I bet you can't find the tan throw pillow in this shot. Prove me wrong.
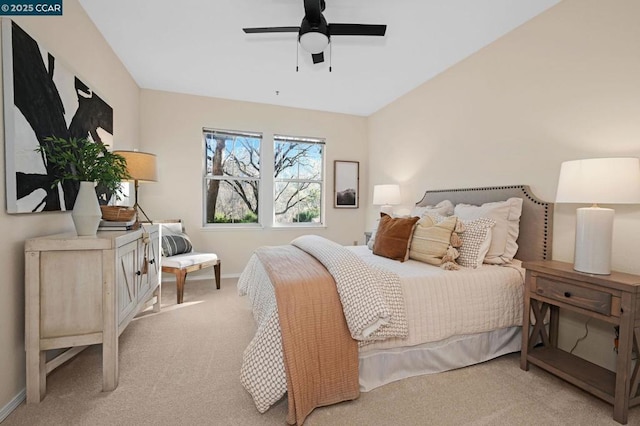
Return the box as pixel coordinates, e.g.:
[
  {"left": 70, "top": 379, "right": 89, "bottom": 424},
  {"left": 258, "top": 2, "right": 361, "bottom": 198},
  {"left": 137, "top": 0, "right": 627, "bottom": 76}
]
[
  {"left": 373, "top": 213, "right": 420, "bottom": 262},
  {"left": 409, "top": 215, "right": 458, "bottom": 265}
]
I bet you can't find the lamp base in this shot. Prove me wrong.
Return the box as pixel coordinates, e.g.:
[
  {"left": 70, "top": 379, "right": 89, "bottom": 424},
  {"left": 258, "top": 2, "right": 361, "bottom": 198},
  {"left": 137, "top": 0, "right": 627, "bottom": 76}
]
[
  {"left": 573, "top": 206, "right": 613, "bottom": 275},
  {"left": 133, "top": 179, "right": 153, "bottom": 226},
  {"left": 380, "top": 205, "right": 394, "bottom": 216}
]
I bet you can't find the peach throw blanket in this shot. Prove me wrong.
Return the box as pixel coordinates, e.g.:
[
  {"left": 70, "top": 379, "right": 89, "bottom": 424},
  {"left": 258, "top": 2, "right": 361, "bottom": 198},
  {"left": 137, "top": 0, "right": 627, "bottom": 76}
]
[{"left": 256, "top": 245, "right": 359, "bottom": 425}]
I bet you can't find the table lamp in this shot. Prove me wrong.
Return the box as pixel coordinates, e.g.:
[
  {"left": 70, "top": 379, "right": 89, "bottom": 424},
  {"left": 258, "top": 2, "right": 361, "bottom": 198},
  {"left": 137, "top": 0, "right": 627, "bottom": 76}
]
[
  {"left": 556, "top": 157, "right": 640, "bottom": 275},
  {"left": 114, "top": 150, "right": 158, "bottom": 225},
  {"left": 373, "top": 184, "right": 401, "bottom": 215}
]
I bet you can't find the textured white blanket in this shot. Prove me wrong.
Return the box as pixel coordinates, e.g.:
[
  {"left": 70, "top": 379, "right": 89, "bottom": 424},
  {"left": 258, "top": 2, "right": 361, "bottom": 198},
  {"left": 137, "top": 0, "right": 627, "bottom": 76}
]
[{"left": 291, "top": 235, "right": 407, "bottom": 341}]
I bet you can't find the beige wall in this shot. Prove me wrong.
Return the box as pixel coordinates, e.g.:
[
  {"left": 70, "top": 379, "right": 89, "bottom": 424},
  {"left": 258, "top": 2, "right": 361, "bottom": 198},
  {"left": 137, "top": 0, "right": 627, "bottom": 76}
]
[
  {"left": 139, "top": 89, "right": 368, "bottom": 275},
  {"left": 0, "top": 0, "right": 140, "bottom": 414},
  {"left": 367, "top": 0, "right": 640, "bottom": 371}
]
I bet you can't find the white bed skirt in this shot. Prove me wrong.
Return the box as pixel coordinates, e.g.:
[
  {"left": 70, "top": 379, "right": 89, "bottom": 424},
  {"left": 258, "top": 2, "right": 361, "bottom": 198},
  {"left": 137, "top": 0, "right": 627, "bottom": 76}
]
[{"left": 358, "top": 326, "right": 522, "bottom": 392}]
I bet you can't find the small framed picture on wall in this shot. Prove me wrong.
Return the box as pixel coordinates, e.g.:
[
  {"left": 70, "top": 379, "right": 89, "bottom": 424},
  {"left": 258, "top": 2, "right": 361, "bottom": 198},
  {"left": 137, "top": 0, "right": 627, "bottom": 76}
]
[{"left": 334, "top": 160, "right": 359, "bottom": 208}]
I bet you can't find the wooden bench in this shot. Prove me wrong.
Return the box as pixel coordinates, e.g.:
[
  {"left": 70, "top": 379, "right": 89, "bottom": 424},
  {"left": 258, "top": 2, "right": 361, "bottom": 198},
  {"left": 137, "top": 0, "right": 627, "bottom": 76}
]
[{"left": 158, "top": 220, "right": 221, "bottom": 304}]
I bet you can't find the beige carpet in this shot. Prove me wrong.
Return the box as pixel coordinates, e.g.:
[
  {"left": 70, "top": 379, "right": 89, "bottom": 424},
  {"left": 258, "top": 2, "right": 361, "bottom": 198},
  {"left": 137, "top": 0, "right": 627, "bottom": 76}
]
[{"left": 4, "top": 277, "right": 639, "bottom": 425}]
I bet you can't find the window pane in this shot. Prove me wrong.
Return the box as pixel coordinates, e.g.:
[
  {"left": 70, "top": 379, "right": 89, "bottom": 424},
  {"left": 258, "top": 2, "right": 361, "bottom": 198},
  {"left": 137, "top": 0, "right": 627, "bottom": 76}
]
[
  {"left": 275, "top": 141, "right": 322, "bottom": 181},
  {"left": 274, "top": 182, "right": 321, "bottom": 224},
  {"left": 274, "top": 136, "right": 324, "bottom": 225},
  {"left": 204, "top": 129, "right": 261, "bottom": 227},
  {"left": 206, "top": 135, "right": 260, "bottom": 178},
  {"left": 205, "top": 179, "right": 259, "bottom": 224}
]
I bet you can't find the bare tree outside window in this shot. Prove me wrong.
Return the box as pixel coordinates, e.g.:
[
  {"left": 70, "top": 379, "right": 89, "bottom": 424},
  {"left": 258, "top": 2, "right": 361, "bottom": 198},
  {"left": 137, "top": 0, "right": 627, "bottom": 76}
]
[
  {"left": 204, "top": 130, "right": 261, "bottom": 224},
  {"left": 274, "top": 136, "right": 324, "bottom": 224},
  {"left": 204, "top": 130, "right": 324, "bottom": 226}
]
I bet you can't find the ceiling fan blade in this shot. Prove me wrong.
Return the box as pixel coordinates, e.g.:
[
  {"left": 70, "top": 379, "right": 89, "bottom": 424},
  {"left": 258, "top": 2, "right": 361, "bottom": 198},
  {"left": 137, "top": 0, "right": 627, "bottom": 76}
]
[
  {"left": 311, "top": 52, "right": 325, "bottom": 64},
  {"left": 303, "top": 0, "right": 323, "bottom": 25},
  {"left": 328, "top": 23, "right": 387, "bottom": 36},
  {"left": 243, "top": 26, "right": 300, "bottom": 34}
]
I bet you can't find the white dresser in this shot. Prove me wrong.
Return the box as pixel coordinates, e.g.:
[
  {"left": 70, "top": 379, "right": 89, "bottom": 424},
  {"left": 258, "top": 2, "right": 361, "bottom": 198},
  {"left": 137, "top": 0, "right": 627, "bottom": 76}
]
[{"left": 24, "top": 225, "right": 161, "bottom": 403}]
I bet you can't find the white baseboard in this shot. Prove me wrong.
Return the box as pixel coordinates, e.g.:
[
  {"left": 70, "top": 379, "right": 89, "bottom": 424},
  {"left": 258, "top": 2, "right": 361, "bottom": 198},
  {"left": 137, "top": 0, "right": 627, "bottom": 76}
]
[{"left": 0, "top": 388, "right": 25, "bottom": 423}]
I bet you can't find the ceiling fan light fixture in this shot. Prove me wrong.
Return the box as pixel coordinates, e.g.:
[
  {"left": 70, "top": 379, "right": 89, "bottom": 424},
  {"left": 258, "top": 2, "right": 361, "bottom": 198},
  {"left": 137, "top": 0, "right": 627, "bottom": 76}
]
[{"left": 299, "top": 31, "right": 329, "bottom": 54}]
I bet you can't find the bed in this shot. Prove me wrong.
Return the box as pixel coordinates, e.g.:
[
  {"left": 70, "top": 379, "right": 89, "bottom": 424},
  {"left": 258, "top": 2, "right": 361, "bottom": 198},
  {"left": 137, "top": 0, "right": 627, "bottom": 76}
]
[{"left": 237, "top": 185, "right": 553, "bottom": 424}]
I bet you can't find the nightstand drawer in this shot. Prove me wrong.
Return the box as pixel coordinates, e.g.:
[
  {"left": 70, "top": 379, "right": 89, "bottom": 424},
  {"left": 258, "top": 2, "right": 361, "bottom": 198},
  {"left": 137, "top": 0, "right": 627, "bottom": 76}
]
[{"left": 534, "top": 277, "right": 612, "bottom": 315}]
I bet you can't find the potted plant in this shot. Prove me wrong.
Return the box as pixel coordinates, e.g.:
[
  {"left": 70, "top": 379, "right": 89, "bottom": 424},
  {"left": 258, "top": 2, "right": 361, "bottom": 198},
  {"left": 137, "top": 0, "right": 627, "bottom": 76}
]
[{"left": 36, "top": 136, "right": 130, "bottom": 236}]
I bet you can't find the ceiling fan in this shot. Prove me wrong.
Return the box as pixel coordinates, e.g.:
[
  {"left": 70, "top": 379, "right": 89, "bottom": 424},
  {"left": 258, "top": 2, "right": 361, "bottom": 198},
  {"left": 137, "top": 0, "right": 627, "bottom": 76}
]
[{"left": 243, "top": 0, "right": 387, "bottom": 65}]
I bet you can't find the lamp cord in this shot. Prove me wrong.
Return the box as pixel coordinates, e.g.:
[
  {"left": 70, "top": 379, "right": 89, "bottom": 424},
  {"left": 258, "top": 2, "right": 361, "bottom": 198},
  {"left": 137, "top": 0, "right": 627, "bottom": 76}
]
[{"left": 570, "top": 318, "right": 591, "bottom": 354}]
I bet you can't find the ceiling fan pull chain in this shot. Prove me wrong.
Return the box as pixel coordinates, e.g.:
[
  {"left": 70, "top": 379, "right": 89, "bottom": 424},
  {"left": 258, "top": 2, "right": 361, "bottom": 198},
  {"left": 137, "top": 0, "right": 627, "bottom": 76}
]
[
  {"left": 329, "top": 42, "right": 332, "bottom": 72},
  {"left": 296, "top": 40, "right": 299, "bottom": 72}
]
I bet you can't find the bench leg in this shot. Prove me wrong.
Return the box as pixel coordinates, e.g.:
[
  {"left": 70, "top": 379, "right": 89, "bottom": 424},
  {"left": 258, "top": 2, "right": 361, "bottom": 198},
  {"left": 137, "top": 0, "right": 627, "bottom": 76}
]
[
  {"left": 176, "top": 270, "right": 187, "bottom": 304},
  {"left": 214, "top": 262, "right": 221, "bottom": 290}
]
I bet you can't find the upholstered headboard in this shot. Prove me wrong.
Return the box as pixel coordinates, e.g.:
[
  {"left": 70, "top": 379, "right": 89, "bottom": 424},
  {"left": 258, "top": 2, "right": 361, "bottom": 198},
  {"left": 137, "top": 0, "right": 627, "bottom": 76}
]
[{"left": 416, "top": 185, "right": 553, "bottom": 262}]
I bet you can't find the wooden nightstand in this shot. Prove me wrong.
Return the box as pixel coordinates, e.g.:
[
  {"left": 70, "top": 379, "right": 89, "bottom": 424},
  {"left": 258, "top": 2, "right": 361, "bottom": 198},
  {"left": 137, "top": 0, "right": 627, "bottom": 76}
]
[{"left": 521, "top": 260, "right": 640, "bottom": 424}]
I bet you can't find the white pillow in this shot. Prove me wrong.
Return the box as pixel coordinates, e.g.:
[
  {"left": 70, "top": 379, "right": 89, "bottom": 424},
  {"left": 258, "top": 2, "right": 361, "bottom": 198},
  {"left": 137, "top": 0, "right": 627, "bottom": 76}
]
[
  {"left": 410, "top": 199, "right": 454, "bottom": 218},
  {"left": 454, "top": 198, "right": 523, "bottom": 264},
  {"left": 160, "top": 222, "right": 183, "bottom": 235},
  {"left": 457, "top": 218, "right": 495, "bottom": 268},
  {"left": 367, "top": 221, "right": 378, "bottom": 250}
]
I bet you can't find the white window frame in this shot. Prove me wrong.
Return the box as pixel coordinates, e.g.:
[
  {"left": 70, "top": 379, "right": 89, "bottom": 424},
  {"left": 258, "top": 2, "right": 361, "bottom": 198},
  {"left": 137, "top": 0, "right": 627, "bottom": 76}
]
[
  {"left": 272, "top": 134, "right": 325, "bottom": 228},
  {"left": 202, "top": 128, "right": 262, "bottom": 228}
]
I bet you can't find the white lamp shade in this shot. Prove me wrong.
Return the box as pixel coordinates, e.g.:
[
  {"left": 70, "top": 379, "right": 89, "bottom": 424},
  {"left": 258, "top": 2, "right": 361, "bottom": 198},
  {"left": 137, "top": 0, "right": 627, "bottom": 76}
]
[
  {"left": 556, "top": 157, "right": 640, "bottom": 204},
  {"left": 373, "top": 184, "right": 401, "bottom": 206}
]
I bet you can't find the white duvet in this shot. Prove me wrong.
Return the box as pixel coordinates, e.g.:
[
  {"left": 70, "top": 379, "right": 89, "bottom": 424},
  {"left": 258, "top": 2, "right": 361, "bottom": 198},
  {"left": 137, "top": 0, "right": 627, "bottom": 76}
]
[{"left": 238, "top": 244, "right": 525, "bottom": 413}]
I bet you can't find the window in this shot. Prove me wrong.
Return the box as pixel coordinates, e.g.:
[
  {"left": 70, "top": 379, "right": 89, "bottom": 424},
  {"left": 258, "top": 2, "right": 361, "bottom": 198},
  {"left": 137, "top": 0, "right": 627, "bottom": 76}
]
[
  {"left": 203, "top": 129, "right": 325, "bottom": 227},
  {"left": 274, "top": 135, "right": 324, "bottom": 225},
  {"left": 204, "top": 129, "right": 261, "bottom": 224}
]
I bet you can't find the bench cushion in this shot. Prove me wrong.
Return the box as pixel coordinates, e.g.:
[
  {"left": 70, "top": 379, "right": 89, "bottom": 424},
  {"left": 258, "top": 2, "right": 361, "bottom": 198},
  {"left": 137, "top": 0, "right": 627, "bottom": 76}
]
[{"left": 162, "top": 252, "right": 218, "bottom": 269}]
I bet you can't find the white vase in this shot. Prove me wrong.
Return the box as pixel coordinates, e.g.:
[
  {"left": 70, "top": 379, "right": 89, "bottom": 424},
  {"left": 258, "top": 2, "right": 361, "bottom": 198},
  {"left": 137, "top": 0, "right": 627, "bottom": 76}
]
[{"left": 72, "top": 181, "right": 102, "bottom": 236}]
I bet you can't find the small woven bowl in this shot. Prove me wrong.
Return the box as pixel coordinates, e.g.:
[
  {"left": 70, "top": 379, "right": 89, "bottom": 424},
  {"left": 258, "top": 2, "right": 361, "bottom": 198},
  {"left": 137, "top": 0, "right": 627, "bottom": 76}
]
[{"left": 100, "top": 205, "right": 136, "bottom": 221}]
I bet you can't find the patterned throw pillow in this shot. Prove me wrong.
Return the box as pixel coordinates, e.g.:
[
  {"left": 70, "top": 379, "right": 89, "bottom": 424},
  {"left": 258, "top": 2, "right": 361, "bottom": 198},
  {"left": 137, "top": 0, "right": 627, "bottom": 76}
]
[
  {"left": 456, "top": 218, "right": 496, "bottom": 268},
  {"left": 161, "top": 234, "right": 193, "bottom": 257},
  {"left": 409, "top": 215, "right": 458, "bottom": 265},
  {"left": 373, "top": 213, "right": 420, "bottom": 262}
]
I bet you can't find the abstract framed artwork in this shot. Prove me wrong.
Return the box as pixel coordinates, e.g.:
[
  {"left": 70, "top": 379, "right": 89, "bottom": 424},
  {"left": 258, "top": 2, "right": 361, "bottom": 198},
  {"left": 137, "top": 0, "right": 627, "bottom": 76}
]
[
  {"left": 2, "top": 19, "right": 113, "bottom": 213},
  {"left": 334, "top": 160, "right": 359, "bottom": 208}
]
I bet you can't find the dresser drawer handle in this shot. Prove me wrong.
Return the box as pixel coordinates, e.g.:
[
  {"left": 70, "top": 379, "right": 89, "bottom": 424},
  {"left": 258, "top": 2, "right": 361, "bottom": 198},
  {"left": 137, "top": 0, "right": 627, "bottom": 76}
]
[
  {"left": 564, "top": 292, "right": 571, "bottom": 298},
  {"left": 537, "top": 289, "right": 544, "bottom": 294}
]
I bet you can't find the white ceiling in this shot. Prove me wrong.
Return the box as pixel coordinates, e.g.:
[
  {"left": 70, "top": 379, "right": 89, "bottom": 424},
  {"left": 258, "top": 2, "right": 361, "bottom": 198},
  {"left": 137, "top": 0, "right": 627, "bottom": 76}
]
[{"left": 78, "top": 0, "right": 560, "bottom": 116}]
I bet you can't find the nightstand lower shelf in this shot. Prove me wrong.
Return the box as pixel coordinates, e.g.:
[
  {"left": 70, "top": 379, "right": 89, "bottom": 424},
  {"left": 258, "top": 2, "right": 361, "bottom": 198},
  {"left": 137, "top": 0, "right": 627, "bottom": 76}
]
[{"left": 527, "top": 346, "right": 616, "bottom": 404}]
